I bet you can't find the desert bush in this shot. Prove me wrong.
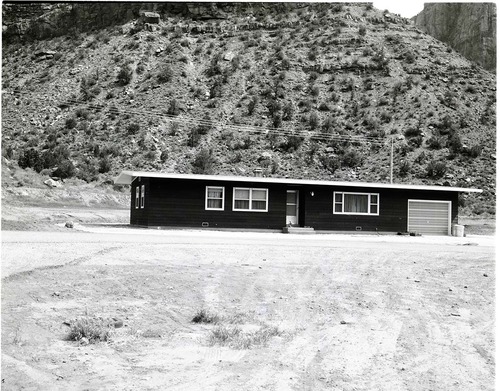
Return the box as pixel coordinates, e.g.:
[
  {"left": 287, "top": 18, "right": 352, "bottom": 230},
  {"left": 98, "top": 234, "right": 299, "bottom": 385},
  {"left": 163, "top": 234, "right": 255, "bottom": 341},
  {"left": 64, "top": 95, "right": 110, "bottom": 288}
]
[
  {"left": 309, "top": 112, "right": 319, "bottom": 130},
  {"left": 282, "top": 102, "right": 294, "bottom": 121},
  {"left": 320, "top": 155, "right": 340, "bottom": 173},
  {"left": 342, "top": 149, "right": 363, "bottom": 168},
  {"left": 67, "top": 317, "right": 112, "bottom": 344},
  {"left": 247, "top": 95, "right": 259, "bottom": 115},
  {"left": 467, "top": 144, "right": 482, "bottom": 158},
  {"left": 157, "top": 64, "right": 173, "bottom": 83},
  {"left": 404, "top": 127, "right": 420, "bottom": 138},
  {"left": 448, "top": 133, "right": 463, "bottom": 154},
  {"left": 52, "top": 159, "right": 76, "bottom": 179},
  {"left": 127, "top": 122, "right": 140, "bottom": 135},
  {"left": 426, "top": 136, "right": 443, "bottom": 150},
  {"left": 18, "top": 148, "right": 43, "bottom": 172},
  {"left": 208, "top": 324, "right": 280, "bottom": 349},
  {"left": 168, "top": 99, "right": 180, "bottom": 116},
  {"left": 117, "top": 64, "right": 133, "bottom": 85},
  {"left": 98, "top": 156, "right": 111, "bottom": 173},
  {"left": 188, "top": 128, "right": 201, "bottom": 147},
  {"left": 358, "top": 26, "right": 367, "bottom": 36},
  {"left": 280, "top": 134, "right": 303, "bottom": 152},
  {"left": 398, "top": 160, "right": 411, "bottom": 177},
  {"left": 192, "top": 309, "right": 220, "bottom": 324},
  {"left": 65, "top": 117, "right": 77, "bottom": 129},
  {"left": 426, "top": 160, "right": 447, "bottom": 178},
  {"left": 192, "top": 148, "right": 216, "bottom": 174}
]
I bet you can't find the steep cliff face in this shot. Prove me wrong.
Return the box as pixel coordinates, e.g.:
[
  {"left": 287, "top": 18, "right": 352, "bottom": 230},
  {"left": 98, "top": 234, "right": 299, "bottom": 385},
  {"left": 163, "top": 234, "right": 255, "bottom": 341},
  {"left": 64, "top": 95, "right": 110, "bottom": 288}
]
[
  {"left": 415, "top": 3, "right": 496, "bottom": 72},
  {"left": 2, "top": 3, "right": 148, "bottom": 42}
]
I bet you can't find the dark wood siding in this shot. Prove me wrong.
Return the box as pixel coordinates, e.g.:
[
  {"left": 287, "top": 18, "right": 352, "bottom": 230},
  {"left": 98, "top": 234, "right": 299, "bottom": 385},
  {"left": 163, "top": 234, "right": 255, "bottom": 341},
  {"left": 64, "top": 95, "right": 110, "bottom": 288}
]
[
  {"left": 303, "top": 185, "right": 458, "bottom": 232},
  {"left": 130, "top": 177, "right": 149, "bottom": 226},
  {"left": 145, "top": 178, "right": 288, "bottom": 229},
  {"left": 129, "top": 176, "right": 460, "bottom": 232}
]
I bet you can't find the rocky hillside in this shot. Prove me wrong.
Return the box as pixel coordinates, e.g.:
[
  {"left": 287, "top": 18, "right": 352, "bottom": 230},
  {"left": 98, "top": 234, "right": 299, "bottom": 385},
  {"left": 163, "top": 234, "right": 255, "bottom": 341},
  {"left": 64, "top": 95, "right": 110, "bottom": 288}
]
[
  {"left": 1, "top": 2, "right": 496, "bottom": 216},
  {"left": 414, "top": 3, "right": 496, "bottom": 72}
]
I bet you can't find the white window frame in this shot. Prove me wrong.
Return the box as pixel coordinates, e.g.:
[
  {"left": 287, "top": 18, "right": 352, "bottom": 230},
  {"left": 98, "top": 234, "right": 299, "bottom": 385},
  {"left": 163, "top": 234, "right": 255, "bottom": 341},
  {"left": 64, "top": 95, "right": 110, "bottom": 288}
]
[
  {"left": 205, "top": 186, "right": 225, "bottom": 211},
  {"left": 333, "top": 191, "right": 379, "bottom": 216},
  {"left": 140, "top": 185, "right": 145, "bottom": 209},
  {"left": 135, "top": 186, "right": 140, "bottom": 209},
  {"left": 232, "top": 187, "right": 269, "bottom": 212}
]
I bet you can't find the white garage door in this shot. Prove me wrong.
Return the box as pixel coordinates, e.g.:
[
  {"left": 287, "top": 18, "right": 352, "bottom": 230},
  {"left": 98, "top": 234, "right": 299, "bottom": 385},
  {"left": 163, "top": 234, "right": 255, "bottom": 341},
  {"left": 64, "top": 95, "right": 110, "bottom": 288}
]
[{"left": 408, "top": 200, "right": 451, "bottom": 236}]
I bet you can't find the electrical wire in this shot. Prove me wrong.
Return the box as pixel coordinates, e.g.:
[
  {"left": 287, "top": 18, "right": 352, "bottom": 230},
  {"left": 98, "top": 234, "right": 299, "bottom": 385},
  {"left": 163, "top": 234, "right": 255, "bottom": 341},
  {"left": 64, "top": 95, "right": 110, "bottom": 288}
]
[{"left": 6, "top": 89, "right": 389, "bottom": 146}]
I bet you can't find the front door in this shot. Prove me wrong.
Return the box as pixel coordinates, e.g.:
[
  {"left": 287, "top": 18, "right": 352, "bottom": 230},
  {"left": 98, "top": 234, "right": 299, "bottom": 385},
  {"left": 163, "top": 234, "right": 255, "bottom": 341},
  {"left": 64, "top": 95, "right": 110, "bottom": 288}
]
[{"left": 286, "top": 190, "right": 299, "bottom": 226}]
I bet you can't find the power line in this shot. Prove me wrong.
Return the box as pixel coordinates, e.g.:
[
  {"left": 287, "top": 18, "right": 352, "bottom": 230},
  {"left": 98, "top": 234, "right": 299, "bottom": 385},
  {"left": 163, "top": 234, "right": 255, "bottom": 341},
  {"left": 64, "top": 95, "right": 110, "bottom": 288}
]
[{"left": 6, "top": 89, "right": 388, "bottom": 145}]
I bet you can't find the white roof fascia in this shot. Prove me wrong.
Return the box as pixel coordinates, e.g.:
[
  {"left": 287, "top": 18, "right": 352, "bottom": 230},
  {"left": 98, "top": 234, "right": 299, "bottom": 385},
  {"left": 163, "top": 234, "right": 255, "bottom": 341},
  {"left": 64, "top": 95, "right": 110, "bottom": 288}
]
[{"left": 113, "top": 170, "right": 482, "bottom": 193}]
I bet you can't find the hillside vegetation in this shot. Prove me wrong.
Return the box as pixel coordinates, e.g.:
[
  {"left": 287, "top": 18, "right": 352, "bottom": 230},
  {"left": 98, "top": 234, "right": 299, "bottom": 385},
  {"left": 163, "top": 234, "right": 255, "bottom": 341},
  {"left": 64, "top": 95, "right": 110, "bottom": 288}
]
[{"left": 1, "top": 3, "right": 496, "bottom": 216}]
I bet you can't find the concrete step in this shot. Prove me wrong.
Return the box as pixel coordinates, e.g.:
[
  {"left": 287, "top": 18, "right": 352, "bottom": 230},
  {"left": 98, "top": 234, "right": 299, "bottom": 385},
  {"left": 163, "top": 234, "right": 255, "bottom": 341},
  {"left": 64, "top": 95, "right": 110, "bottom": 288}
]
[{"left": 282, "top": 226, "right": 316, "bottom": 234}]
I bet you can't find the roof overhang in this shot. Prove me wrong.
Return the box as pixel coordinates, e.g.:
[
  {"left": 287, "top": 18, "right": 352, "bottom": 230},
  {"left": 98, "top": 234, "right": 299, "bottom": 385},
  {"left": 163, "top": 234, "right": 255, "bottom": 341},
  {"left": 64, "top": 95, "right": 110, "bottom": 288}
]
[{"left": 114, "top": 170, "right": 482, "bottom": 193}]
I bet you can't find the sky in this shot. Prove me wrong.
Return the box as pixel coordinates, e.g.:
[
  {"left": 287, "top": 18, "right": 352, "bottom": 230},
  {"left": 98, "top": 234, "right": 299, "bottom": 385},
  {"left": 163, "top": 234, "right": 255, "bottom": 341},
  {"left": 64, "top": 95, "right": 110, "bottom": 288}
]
[{"left": 372, "top": 0, "right": 425, "bottom": 18}]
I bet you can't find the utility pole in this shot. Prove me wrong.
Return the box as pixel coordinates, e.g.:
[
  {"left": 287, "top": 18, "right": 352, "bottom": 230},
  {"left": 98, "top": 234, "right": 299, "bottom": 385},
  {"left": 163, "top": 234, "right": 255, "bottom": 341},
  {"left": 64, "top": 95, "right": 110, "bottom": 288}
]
[{"left": 390, "top": 137, "right": 394, "bottom": 184}]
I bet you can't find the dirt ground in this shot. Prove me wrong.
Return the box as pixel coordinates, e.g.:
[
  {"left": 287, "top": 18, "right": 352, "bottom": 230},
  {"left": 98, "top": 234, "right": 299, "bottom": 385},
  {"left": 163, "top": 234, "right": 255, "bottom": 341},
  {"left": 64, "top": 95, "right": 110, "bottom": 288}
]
[{"left": 1, "top": 226, "right": 495, "bottom": 391}]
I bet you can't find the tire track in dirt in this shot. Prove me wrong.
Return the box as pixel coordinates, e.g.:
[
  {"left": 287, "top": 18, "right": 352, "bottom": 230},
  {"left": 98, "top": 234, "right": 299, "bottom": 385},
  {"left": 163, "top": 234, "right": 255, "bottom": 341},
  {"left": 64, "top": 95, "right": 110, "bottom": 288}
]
[{"left": 2, "top": 245, "right": 123, "bottom": 281}]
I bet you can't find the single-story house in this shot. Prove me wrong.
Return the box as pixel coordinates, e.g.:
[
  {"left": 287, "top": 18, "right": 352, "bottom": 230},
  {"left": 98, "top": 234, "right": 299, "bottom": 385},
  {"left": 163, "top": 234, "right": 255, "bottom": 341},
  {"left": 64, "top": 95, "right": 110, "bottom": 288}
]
[{"left": 114, "top": 170, "right": 482, "bottom": 235}]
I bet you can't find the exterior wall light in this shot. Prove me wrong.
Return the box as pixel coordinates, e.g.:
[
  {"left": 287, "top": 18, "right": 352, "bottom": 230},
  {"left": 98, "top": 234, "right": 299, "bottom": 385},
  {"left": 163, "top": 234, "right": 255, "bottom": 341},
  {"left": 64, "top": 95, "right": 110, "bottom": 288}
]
[{"left": 310, "top": 191, "right": 314, "bottom": 196}]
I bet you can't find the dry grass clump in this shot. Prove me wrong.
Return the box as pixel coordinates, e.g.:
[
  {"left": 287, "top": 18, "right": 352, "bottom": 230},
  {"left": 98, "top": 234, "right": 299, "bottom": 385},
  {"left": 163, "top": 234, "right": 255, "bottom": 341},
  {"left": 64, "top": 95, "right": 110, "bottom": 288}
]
[
  {"left": 67, "top": 317, "right": 112, "bottom": 344},
  {"left": 208, "top": 324, "right": 281, "bottom": 349}
]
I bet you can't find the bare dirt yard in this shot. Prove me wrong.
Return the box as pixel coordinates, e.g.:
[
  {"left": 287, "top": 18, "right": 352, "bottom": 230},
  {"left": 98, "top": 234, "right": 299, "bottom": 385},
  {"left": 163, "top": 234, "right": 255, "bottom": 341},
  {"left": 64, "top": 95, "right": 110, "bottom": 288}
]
[{"left": 1, "top": 227, "right": 495, "bottom": 390}]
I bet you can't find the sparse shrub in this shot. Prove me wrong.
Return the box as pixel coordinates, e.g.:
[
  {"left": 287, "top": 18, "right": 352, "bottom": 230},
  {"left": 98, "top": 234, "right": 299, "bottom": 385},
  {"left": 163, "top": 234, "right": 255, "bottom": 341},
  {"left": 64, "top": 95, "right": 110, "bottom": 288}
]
[
  {"left": 247, "top": 95, "right": 259, "bottom": 115},
  {"left": 52, "top": 159, "right": 76, "bottom": 179},
  {"left": 399, "top": 160, "right": 411, "bottom": 177},
  {"left": 98, "top": 156, "right": 111, "bottom": 173},
  {"left": 309, "top": 112, "right": 319, "bottom": 130},
  {"left": 65, "top": 117, "right": 77, "bottom": 129},
  {"left": 208, "top": 324, "right": 281, "bottom": 349},
  {"left": 448, "top": 133, "right": 463, "bottom": 154},
  {"left": 404, "top": 127, "right": 420, "bottom": 138},
  {"left": 168, "top": 99, "right": 180, "bottom": 116},
  {"left": 358, "top": 26, "right": 367, "bottom": 36},
  {"left": 192, "top": 148, "right": 216, "bottom": 174},
  {"left": 280, "top": 134, "right": 303, "bottom": 152},
  {"left": 67, "top": 317, "right": 112, "bottom": 344},
  {"left": 403, "top": 50, "right": 416, "bottom": 64},
  {"left": 188, "top": 128, "right": 201, "bottom": 147},
  {"left": 318, "top": 102, "right": 330, "bottom": 111},
  {"left": 18, "top": 148, "right": 43, "bottom": 172},
  {"left": 320, "top": 155, "right": 340, "bottom": 173},
  {"left": 157, "top": 64, "right": 173, "bottom": 83},
  {"left": 192, "top": 309, "right": 220, "bottom": 324},
  {"left": 311, "top": 85, "right": 320, "bottom": 97},
  {"left": 117, "top": 64, "right": 133, "bottom": 85},
  {"left": 127, "top": 122, "right": 140, "bottom": 135},
  {"left": 342, "top": 149, "right": 363, "bottom": 168},
  {"left": 426, "top": 160, "right": 446, "bottom": 178},
  {"left": 467, "top": 144, "right": 482, "bottom": 158},
  {"left": 426, "top": 136, "right": 443, "bottom": 150},
  {"left": 282, "top": 102, "right": 294, "bottom": 121}
]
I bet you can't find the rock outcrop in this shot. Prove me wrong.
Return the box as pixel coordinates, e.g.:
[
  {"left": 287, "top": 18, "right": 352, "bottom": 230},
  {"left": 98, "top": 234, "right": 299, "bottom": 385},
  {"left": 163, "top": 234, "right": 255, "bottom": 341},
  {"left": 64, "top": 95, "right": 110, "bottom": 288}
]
[{"left": 414, "top": 3, "right": 496, "bottom": 72}]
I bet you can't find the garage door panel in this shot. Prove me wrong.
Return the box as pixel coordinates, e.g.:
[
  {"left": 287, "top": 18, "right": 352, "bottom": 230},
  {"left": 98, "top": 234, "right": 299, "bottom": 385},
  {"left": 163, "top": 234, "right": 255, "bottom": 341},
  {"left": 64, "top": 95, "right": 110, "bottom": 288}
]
[{"left": 408, "top": 200, "right": 450, "bottom": 236}]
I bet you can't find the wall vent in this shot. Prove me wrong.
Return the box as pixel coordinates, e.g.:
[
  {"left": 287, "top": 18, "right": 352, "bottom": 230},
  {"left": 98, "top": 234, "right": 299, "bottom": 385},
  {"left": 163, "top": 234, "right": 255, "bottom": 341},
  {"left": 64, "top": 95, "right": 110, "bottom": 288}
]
[
  {"left": 202, "top": 222, "right": 209, "bottom": 227},
  {"left": 355, "top": 226, "right": 362, "bottom": 231}
]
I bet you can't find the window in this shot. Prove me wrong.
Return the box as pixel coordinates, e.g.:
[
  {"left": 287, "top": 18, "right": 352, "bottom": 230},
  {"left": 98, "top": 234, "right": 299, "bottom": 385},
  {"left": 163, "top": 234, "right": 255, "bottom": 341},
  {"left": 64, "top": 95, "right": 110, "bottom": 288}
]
[
  {"left": 206, "top": 186, "right": 225, "bottom": 210},
  {"left": 140, "top": 185, "right": 145, "bottom": 208},
  {"left": 135, "top": 186, "right": 139, "bottom": 209},
  {"left": 233, "top": 188, "right": 268, "bottom": 212},
  {"left": 334, "top": 192, "right": 379, "bottom": 215}
]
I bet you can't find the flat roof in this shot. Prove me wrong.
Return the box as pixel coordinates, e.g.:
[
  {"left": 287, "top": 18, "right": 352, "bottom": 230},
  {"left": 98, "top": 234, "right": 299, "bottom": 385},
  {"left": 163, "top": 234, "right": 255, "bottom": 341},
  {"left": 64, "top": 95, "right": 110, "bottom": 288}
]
[{"left": 114, "top": 170, "right": 482, "bottom": 193}]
